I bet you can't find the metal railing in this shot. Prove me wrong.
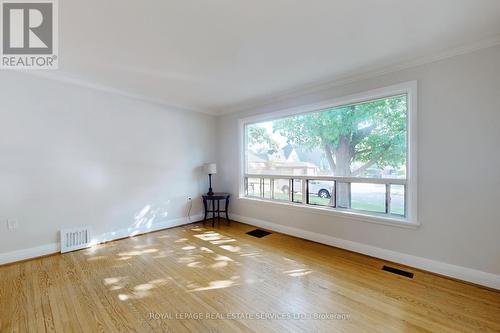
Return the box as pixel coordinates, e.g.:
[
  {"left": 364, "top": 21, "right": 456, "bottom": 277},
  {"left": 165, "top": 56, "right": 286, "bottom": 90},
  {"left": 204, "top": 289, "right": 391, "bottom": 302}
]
[{"left": 244, "top": 173, "right": 406, "bottom": 217}]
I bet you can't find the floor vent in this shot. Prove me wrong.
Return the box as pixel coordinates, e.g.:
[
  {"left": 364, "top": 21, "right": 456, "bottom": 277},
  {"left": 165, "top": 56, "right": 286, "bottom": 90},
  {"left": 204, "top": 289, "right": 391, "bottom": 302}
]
[
  {"left": 246, "top": 229, "right": 272, "bottom": 238},
  {"left": 382, "top": 265, "right": 414, "bottom": 278},
  {"left": 60, "top": 227, "right": 92, "bottom": 253}
]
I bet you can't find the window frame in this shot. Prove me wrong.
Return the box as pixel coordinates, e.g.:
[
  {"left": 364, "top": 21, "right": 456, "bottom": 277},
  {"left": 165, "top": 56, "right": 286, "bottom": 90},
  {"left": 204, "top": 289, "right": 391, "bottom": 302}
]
[{"left": 238, "top": 81, "right": 418, "bottom": 228}]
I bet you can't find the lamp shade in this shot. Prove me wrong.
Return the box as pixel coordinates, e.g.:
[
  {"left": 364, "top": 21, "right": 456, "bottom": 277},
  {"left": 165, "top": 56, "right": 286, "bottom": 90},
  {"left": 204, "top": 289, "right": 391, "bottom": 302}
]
[{"left": 204, "top": 163, "right": 217, "bottom": 174}]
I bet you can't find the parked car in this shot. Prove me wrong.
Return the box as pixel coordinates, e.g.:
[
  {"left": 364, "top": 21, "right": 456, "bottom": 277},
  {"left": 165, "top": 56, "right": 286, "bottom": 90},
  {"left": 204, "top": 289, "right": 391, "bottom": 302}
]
[
  {"left": 281, "top": 180, "right": 332, "bottom": 198},
  {"left": 308, "top": 180, "right": 333, "bottom": 198}
]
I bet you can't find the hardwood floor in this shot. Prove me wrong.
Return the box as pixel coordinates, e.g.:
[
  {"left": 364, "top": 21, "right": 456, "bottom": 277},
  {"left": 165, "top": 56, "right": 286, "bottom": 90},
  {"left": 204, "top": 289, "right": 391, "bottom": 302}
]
[{"left": 1, "top": 221, "right": 499, "bottom": 332}]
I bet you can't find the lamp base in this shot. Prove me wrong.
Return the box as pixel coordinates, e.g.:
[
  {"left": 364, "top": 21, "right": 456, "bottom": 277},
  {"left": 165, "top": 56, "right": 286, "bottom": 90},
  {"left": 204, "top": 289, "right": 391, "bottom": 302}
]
[{"left": 207, "top": 174, "right": 214, "bottom": 195}]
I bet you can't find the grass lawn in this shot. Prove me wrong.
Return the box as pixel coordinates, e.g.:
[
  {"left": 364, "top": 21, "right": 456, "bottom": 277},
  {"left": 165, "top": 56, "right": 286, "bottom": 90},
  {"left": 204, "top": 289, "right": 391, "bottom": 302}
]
[
  {"left": 267, "top": 191, "right": 405, "bottom": 216},
  {"left": 307, "top": 196, "right": 404, "bottom": 216}
]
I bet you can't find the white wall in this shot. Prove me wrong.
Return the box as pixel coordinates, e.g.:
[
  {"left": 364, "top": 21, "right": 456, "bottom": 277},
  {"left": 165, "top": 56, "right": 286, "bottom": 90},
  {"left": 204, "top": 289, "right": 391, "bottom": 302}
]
[
  {"left": 216, "top": 45, "right": 500, "bottom": 280},
  {"left": 0, "top": 72, "right": 215, "bottom": 255}
]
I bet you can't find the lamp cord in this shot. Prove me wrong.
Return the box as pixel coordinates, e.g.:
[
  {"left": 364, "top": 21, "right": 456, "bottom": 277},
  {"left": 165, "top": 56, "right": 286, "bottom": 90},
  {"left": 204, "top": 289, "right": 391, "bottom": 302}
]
[{"left": 187, "top": 198, "right": 193, "bottom": 222}]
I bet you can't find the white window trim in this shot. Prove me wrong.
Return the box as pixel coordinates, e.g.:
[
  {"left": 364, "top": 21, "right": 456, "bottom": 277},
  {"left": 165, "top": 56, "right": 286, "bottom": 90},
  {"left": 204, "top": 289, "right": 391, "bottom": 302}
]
[{"left": 238, "top": 81, "right": 418, "bottom": 228}]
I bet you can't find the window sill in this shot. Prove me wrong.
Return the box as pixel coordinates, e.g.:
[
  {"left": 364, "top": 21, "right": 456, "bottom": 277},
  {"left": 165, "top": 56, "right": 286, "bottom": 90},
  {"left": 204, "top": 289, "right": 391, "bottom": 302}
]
[{"left": 237, "top": 196, "right": 419, "bottom": 229}]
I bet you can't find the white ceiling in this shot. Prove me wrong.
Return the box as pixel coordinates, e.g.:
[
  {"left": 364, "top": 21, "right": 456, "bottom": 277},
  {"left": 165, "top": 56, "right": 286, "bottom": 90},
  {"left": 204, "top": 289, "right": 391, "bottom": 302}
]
[{"left": 51, "top": 0, "right": 500, "bottom": 114}]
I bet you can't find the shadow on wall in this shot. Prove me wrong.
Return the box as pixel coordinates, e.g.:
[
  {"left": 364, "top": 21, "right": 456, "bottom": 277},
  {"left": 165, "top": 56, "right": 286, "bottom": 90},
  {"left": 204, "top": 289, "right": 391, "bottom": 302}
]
[
  {"left": 80, "top": 163, "right": 208, "bottom": 247},
  {"left": 134, "top": 203, "right": 170, "bottom": 228},
  {"left": 83, "top": 202, "right": 171, "bottom": 246}
]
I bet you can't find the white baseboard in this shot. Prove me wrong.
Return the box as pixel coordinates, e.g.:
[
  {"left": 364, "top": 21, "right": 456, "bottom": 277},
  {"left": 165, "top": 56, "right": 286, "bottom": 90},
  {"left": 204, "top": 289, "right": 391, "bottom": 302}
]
[
  {"left": 0, "top": 243, "right": 60, "bottom": 265},
  {"left": 0, "top": 213, "right": 203, "bottom": 266},
  {"left": 232, "top": 214, "right": 500, "bottom": 290},
  {"left": 3, "top": 213, "right": 498, "bottom": 290},
  {"left": 90, "top": 213, "right": 204, "bottom": 245}
]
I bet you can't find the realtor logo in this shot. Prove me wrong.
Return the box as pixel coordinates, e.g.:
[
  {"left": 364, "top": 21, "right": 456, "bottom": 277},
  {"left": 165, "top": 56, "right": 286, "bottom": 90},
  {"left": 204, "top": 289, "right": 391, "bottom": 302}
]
[{"left": 1, "top": 0, "right": 58, "bottom": 69}]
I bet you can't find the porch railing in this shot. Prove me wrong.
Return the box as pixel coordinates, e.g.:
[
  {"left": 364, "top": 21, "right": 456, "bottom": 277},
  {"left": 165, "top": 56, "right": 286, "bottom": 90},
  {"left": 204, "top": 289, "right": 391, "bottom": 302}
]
[{"left": 244, "top": 173, "right": 406, "bottom": 217}]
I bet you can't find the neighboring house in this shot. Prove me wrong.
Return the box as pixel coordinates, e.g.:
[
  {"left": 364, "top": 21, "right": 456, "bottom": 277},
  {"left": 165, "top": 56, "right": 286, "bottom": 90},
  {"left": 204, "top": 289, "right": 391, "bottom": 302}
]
[
  {"left": 249, "top": 144, "right": 403, "bottom": 179},
  {"left": 248, "top": 145, "right": 320, "bottom": 176}
]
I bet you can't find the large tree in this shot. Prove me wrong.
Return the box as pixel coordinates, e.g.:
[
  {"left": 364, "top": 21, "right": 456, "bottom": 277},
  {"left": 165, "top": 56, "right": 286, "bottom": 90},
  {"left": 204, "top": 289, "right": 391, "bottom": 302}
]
[
  {"left": 273, "top": 96, "right": 407, "bottom": 206},
  {"left": 273, "top": 96, "right": 407, "bottom": 177},
  {"left": 247, "top": 126, "right": 279, "bottom": 155}
]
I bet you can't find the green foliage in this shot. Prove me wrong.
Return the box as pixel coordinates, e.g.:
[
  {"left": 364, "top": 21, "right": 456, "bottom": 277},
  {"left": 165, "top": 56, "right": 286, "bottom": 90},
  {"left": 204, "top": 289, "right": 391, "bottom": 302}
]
[
  {"left": 247, "top": 125, "right": 279, "bottom": 154},
  {"left": 272, "top": 95, "right": 407, "bottom": 176}
]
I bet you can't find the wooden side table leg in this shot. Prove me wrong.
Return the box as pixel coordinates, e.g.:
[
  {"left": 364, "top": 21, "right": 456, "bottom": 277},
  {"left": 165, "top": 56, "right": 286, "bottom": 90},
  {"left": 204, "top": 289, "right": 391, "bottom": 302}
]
[
  {"left": 225, "top": 197, "right": 230, "bottom": 225},
  {"left": 217, "top": 199, "right": 220, "bottom": 222},
  {"left": 212, "top": 200, "right": 215, "bottom": 227},
  {"left": 202, "top": 198, "right": 207, "bottom": 223}
]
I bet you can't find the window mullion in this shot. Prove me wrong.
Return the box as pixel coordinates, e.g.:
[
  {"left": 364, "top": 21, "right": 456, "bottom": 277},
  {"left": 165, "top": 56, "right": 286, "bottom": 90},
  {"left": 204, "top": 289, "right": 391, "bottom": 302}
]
[
  {"left": 304, "top": 179, "right": 308, "bottom": 204},
  {"left": 385, "top": 184, "right": 391, "bottom": 214}
]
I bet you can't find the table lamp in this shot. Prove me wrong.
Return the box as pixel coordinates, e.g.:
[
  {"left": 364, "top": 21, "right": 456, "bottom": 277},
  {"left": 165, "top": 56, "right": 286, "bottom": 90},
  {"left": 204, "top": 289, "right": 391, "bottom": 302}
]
[{"left": 204, "top": 163, "right": 217, "bottom": 195}]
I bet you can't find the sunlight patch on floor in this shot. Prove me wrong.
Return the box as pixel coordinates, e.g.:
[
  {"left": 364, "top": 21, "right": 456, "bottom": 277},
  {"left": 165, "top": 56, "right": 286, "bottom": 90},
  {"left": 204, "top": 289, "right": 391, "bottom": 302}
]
[
  {"left": 104, "top": 277, "right": 125, "bottom": 285},
  {"left": 117, "top": 248, "right": 158, "bottom": 256},
  {"left": 239, "top": 252, "right": 261, "bottom": 257},
  {"left": 213, "top": 254, "right": 233, "bottom": 262},
  {"left": 188, "top": 275, "right": 240, "bottom": 292},
  {"left": 200, "top": 247, "right": 214, "bottom": 253},
  {"left": 211, "top": 239, "right": 236, "bottom": 244},
  {"left": 187, "top": 261, "right": 202, "bottom": 268},
  {"left": 113, "top": 279, "right": 169, "bottom": 301},
  {"left": 284, "top": 268, "right": 313, "bottom": 277},
  {"left": 178, "top": 255, "right": 202, "bottom": 264},
  {"left": 134, "top": 283, "right": 154, "bottom": 291},
  {"left": 194, "top": 232, "right": 222, "bottom": 241},
  {"left": 219, "top": 245, "right": 241, "bottom": 253},
  {"left": 87, "top": 255, "right": 108, "bottom": 262},
  {"left": 211, "top": 261, "right": 228, "bottom": 268}
]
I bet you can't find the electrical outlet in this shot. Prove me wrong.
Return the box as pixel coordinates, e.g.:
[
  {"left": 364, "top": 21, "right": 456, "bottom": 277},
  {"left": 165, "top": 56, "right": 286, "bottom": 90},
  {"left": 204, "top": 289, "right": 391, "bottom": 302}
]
[{"left": 7, "top": 219, "right": 19, "bottom": 230}]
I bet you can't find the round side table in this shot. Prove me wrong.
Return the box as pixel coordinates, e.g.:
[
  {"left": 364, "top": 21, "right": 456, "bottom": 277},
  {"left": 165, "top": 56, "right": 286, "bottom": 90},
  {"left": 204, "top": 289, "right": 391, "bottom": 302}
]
[{"left": 202, "top": 193, "right": 230, "bottom": 227}]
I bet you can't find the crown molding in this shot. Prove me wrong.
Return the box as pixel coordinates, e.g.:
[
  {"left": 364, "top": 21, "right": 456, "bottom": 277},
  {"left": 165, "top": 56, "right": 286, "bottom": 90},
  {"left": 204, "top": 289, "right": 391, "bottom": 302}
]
[
  {"left": 217, "top": 34, "right": 500, "bottom": 116},
  {"left": 17, "top": 70, "right": 218, "bottom": 115},
  {"left": 11, "top": 34, "right": 500, "bottom": 117}
]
